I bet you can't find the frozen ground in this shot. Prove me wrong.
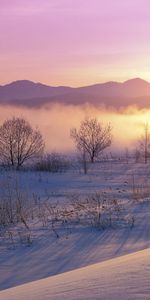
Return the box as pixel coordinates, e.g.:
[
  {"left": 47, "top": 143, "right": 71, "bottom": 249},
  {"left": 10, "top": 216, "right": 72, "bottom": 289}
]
[{"left": 0, "top": 161, "right": 150, "bottom": 297}]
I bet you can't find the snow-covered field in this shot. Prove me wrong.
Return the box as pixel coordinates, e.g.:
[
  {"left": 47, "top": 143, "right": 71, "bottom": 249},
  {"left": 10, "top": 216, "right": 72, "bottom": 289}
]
[{"left": 0, "top": 161, "right": 150, "bottom": 299}]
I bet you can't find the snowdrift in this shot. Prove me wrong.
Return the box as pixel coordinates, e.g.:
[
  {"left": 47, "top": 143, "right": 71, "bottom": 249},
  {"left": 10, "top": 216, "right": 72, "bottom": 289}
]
[{"left": 1, "top": 248, "right": 149, "bottom": 300}]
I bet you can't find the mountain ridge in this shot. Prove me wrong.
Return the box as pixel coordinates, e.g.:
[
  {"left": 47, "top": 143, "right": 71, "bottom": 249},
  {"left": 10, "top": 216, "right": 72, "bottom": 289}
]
[{"left": 0, "top": 78, "right": 150, "bottom": 108}]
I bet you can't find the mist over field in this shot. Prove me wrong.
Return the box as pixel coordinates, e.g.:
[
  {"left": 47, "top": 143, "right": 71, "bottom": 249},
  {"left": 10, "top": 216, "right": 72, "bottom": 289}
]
[{"left": 0, "top": 103, "right": 148, "bottom": 153}]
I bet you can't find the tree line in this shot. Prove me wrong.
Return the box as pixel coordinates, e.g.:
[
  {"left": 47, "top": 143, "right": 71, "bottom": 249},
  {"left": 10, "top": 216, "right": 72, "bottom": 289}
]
[{"left": 0, "top": 116, "right": 149, "bottom": 170}]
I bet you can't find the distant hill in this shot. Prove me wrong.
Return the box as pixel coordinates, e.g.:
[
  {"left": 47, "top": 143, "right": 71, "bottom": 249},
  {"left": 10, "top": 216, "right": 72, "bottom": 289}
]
[{"left": 0, "top": 78, "right": 150, "bottom": 108}]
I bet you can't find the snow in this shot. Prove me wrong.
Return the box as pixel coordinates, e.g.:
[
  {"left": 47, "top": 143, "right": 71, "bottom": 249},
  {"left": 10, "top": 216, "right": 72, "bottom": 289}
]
[
  {"left": 0, "top": 248, "right": 150, "bottom": 300},
  {"left": 0, "top": 161, "right": 150, "bottom": 298}
]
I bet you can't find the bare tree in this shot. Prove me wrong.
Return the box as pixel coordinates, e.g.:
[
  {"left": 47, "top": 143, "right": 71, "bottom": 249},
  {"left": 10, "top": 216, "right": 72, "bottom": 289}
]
[
  {"left": 139, "top": 122, "right": 150, "bottom": 164},
  {"left": 124, "top": 148, "right": 129, "bottom": 164},
  {"left": 71, "top": 117, "right": 112, "bottom": 163},
  {"left": 0, "top": 117, "right": 44, "bottom": 168},
  {"left": 77, "top": 148, "right": 89, "bottom": 174},
  {"left": 134, "top": 148, "right": 141, "bottom": 163}
]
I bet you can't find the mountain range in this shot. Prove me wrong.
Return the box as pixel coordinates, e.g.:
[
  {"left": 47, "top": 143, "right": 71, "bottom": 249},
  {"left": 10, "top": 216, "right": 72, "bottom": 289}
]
[{"left": 0, "top": 78, "right": 150, "bottom": 108}]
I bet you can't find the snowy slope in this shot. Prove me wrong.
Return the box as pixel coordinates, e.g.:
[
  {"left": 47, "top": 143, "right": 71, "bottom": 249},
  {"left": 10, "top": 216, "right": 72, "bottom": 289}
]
[
  {"left": 0, "top": 162, "right": 150, "bottom": 291},
  {"left": 1, "top": 200, "right": 150, "bottom": 291},
  {"left": 0, "top": 248, "right": 150, "bottom": 300}
]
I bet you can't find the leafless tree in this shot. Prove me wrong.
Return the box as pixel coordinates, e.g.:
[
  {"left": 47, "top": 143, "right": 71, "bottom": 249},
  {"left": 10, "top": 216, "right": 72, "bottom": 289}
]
[
  {"left": 71, "top": 117, "right": 112, "bottom": 163},
  {"left": 0, "top": 117, "right": 44, "bottom": 168},
  {"left": 77, "top": 148, "right": 89, "bottom": 175},
  {"left": 124, "top": 148, "right": 129, "bottom": 164},
  {"left": 139, "top": 122, "right": 150, "bottom": 164},
  {"left": 134, "top": 148, "right": 141, "bottom": 163}
]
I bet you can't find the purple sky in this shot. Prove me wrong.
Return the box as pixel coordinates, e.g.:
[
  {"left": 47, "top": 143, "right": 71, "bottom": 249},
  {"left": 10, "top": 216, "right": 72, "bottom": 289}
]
[{"left": 0, "top": 0, "right": 150, "bottom": 86}]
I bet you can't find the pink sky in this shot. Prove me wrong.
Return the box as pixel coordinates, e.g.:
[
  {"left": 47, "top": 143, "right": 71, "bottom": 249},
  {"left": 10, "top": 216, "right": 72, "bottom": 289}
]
[{"left": 0, "top": 0, "right": 150, "bottom": 86}]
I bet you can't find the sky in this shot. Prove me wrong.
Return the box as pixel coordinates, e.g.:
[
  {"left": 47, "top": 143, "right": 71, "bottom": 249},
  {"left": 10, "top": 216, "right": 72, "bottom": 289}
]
[{"left": 0, "top": 0, "right": 150, "bottom": 87}]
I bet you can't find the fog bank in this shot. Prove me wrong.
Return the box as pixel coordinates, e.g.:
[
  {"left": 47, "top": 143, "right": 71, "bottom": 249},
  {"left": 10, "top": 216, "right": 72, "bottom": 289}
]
[{"left": 0, "top": 104, "right": 149, "bottom": 153}]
